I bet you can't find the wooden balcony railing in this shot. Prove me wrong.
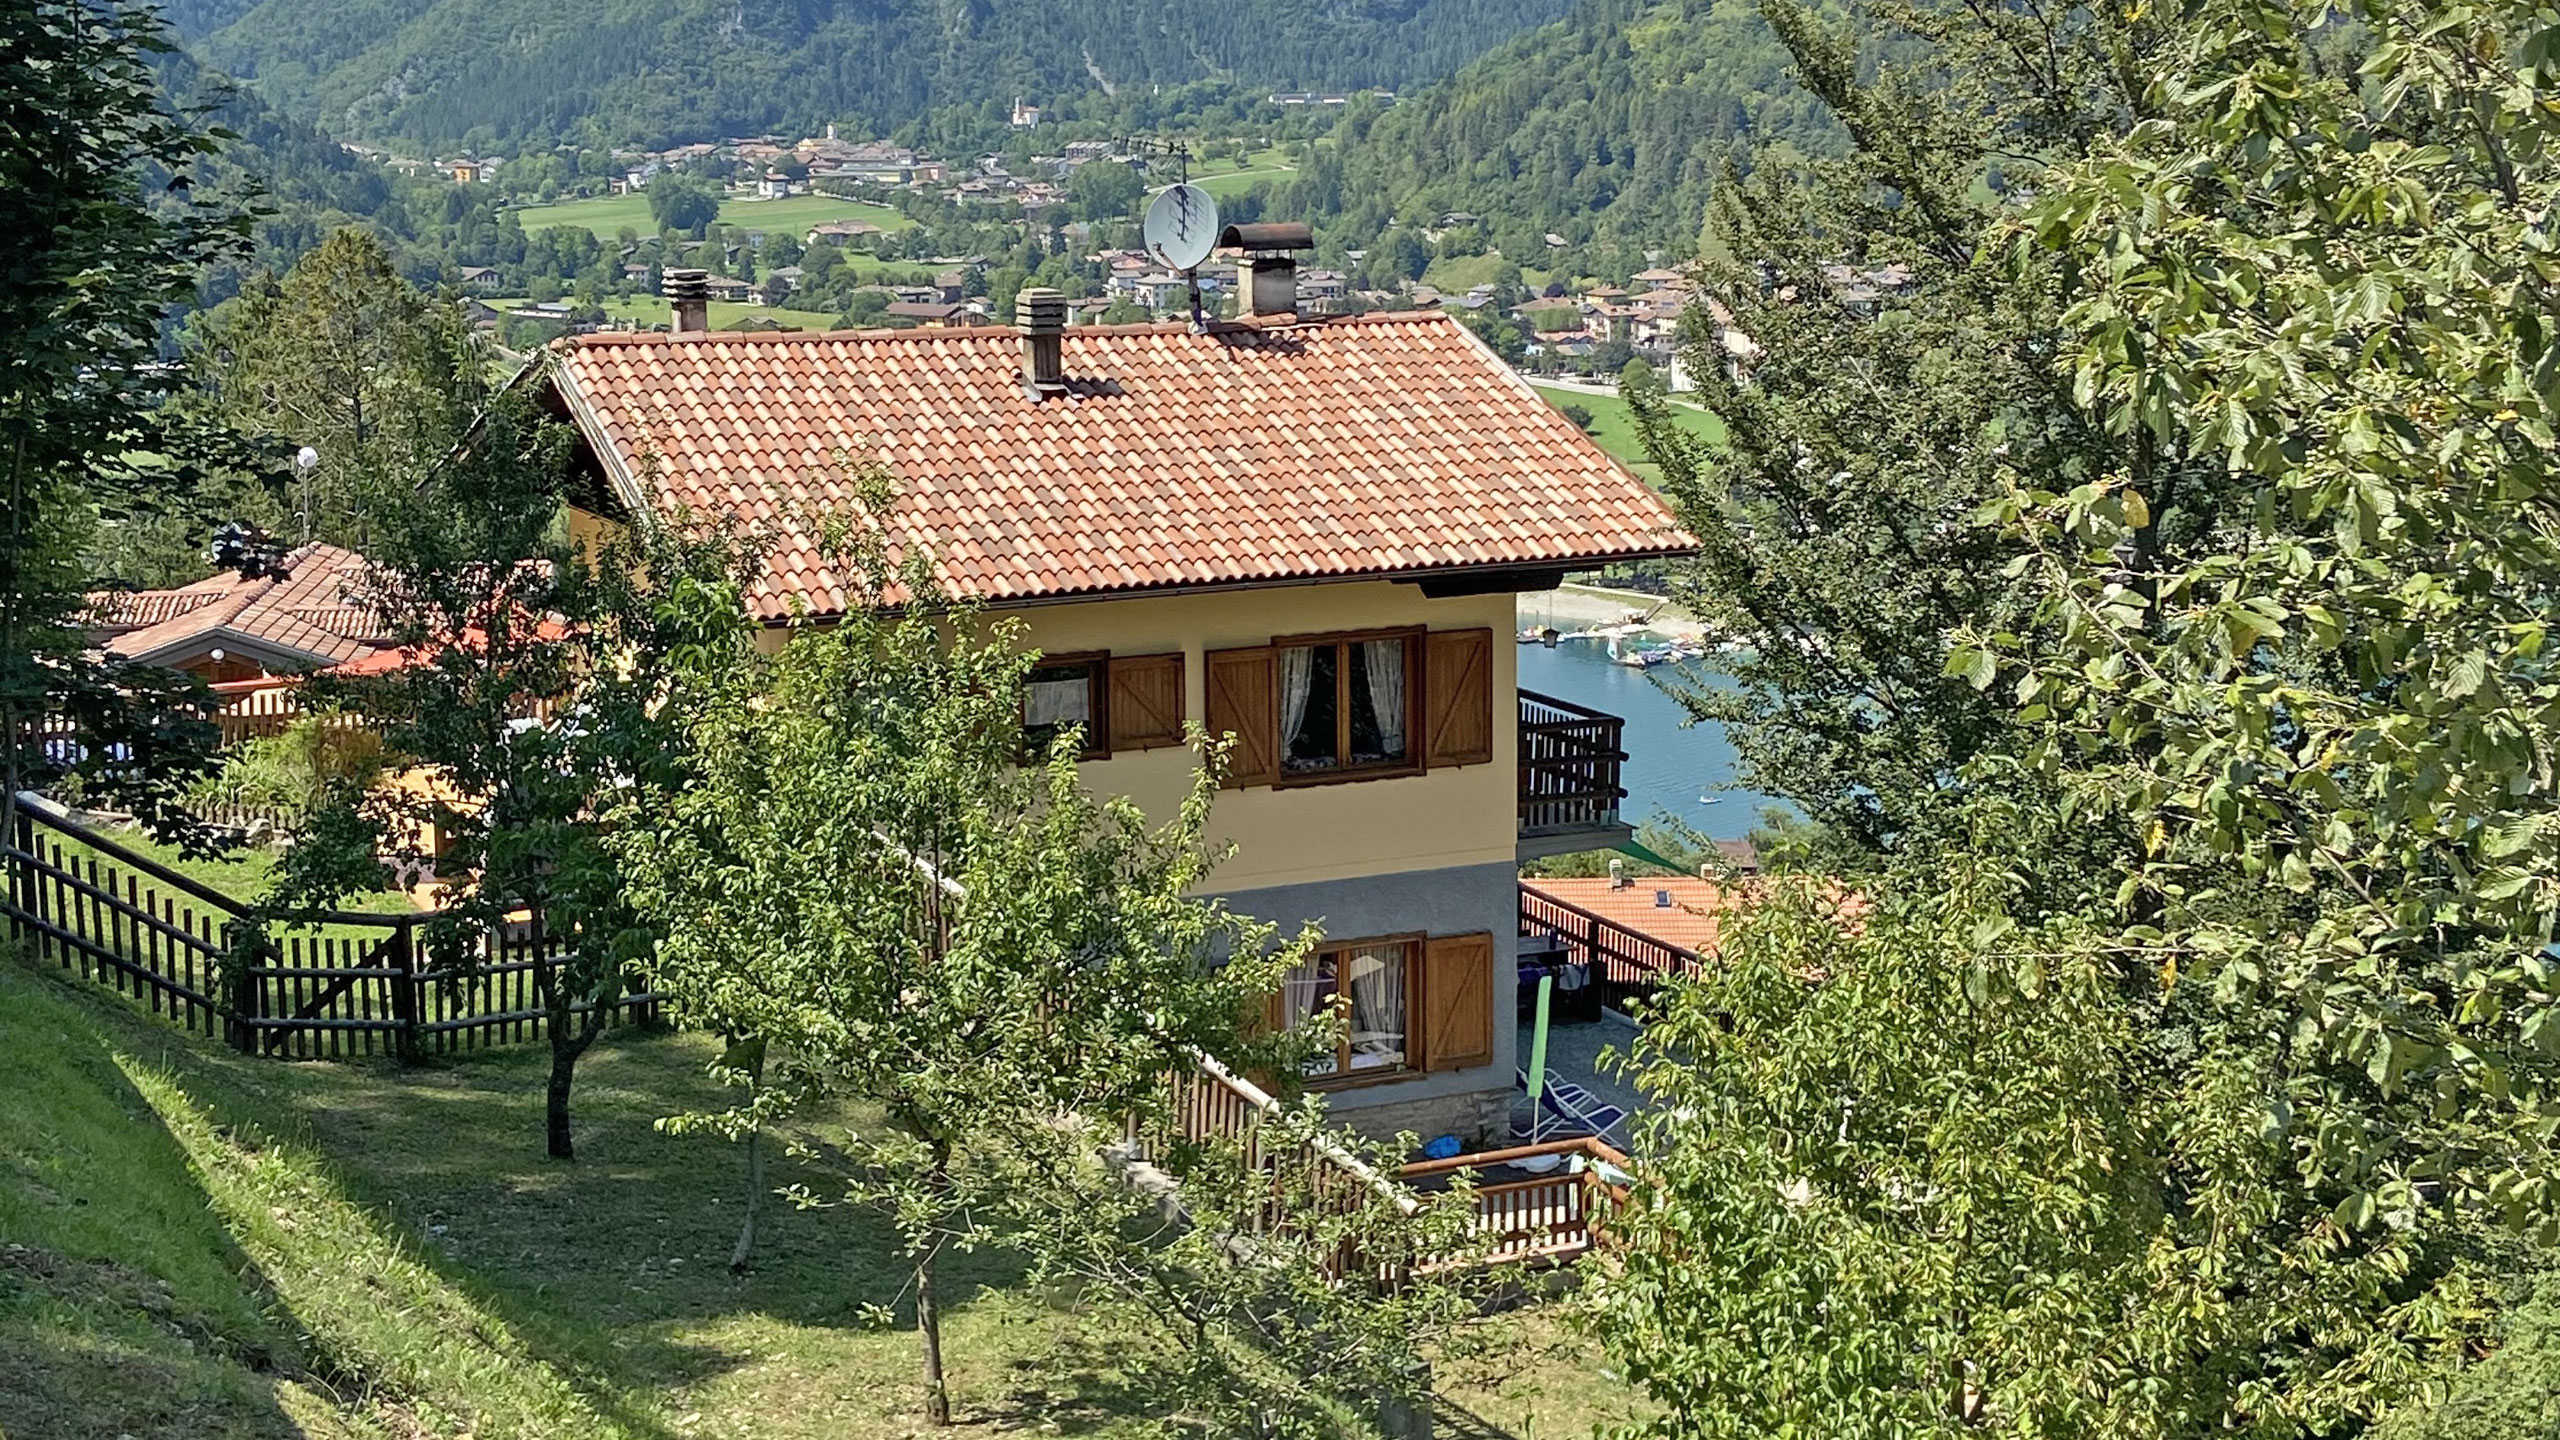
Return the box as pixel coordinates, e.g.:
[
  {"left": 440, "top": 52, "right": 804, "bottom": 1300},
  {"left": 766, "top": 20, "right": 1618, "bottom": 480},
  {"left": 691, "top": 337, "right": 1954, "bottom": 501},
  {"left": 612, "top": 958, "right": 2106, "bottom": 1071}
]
[
  {"left": 1519, "top": 880, "right": 1707, "bottom": 1016},
  {"left": 1398, "top": 1136, "right": 1632, "bottom": 1268},
  {"left": 1518, "top": 688, "right": 1627, "bottom": 838}
]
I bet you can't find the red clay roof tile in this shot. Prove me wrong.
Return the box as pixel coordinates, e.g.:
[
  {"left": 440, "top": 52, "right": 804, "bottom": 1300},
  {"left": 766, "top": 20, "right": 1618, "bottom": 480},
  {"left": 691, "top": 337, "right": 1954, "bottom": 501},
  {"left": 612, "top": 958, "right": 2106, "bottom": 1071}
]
[{"left": 552, "top": 311, "right": 1695, "bottom": 620}]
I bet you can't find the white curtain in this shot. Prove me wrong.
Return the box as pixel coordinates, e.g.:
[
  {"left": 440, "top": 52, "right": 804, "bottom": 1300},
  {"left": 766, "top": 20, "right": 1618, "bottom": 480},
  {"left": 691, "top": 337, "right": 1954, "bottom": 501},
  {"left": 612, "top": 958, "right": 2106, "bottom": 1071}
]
[
  {"left": 1362, "top": 638, "right": 1406, "bottom": 757},
  {"left": 1278, "top": 644, "right": 1317, "bottom": 757},
  {"left": 1025, "top": 674, "right": 1089, "bottom": 728},
  {"left": 1344, "top": 942, "right": 1406, "bottom": 1069},
  {"left": 1283, "top": 952, "right": 1338, "bottom": 1075}
]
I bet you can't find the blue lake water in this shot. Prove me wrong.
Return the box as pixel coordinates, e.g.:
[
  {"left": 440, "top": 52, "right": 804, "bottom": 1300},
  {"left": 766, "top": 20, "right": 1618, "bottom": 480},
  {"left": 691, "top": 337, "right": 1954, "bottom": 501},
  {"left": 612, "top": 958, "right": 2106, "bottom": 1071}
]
[{"left": 1515, "top": 639, "right": 1772, "bottom": 842}]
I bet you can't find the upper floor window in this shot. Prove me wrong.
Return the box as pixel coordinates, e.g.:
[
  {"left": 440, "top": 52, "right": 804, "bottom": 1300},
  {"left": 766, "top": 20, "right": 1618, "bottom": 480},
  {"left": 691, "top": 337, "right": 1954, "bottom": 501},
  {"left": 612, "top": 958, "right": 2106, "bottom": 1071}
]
[
  {"left": 1205, "top": 626, "right": 1493, "bottom": 789},
  {"left": 1279, "top": 631, "right": 1417, "bottom": 777},
  {"left": 1024, "top": 652, "right": 1106, "bottom": 758}
]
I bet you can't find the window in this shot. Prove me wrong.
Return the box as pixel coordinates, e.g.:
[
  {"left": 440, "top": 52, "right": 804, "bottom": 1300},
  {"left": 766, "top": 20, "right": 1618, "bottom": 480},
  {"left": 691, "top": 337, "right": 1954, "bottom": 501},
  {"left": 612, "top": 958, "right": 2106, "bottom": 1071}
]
[
  {"left": 1281, "top": 935, "right": 1419, "bottom": 1082},
  {"left": 1275, "top": 629, "right": 1418, "bottom": 779},
  {"left": 1023, "top": 653, "right": 1107, "bottom": 758}
]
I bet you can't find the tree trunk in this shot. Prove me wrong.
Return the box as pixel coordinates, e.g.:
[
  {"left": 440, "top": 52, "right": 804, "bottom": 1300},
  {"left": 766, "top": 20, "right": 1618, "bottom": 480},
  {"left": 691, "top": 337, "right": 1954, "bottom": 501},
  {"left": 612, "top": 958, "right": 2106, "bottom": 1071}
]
[
  {"left": 546, "top": 1037, "right": 576, "bottom": 1160},
  {"left": 916, "top": 1140, "right": 952, "bottom": 1426},
  {"left": 728, "top": 1123, "right": 762, "bottom": 1274}
]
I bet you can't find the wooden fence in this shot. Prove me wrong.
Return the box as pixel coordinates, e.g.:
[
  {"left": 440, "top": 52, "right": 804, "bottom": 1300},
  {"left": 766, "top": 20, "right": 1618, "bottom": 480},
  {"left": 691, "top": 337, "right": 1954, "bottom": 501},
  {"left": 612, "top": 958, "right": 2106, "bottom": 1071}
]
[
  {"left": 1518, "top": 880, "right": 1706, "bottom": 1015},
  {"left": 4, "top": 795, "right": 658, "bottom": 1060},
  {"left": 1125, "top": 1054, "right": 1628, "bottom": 1275},
  {"left": 1398, "top": 1136, "right": 1630, "bottom": 1268}
]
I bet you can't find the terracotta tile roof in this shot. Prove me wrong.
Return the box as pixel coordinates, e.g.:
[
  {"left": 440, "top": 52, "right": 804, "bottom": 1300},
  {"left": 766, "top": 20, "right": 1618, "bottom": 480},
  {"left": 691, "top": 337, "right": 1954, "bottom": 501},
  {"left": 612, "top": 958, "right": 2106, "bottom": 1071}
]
[
  {"left": 1521, "top": 877, "right": 1754, "bottom": 957},
  {"left": 551, "top": 311, "right": 1697, "bottom": 620},
  {"left": 90, "top": 543, "right": 394, "bottom": 669}
]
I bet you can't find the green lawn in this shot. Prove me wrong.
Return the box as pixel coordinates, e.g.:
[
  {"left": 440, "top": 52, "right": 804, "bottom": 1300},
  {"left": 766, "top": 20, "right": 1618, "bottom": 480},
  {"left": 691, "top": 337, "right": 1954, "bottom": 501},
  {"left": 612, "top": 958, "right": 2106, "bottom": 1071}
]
[
  {"left": 1533, "top": 383, "right": 1726, "bottom": 485},
  {"left": 1, "top": 962, "right": 1646, "bottom": 1438},
  {"left": 1194, "top": 166, "right": 1296, "bottom": 199},
  {"left": 511, "top": 191, "right": 915, "bottom": 241},
  {"left": 1422, "top": 253, "right": 1560, "bottom": 294}
]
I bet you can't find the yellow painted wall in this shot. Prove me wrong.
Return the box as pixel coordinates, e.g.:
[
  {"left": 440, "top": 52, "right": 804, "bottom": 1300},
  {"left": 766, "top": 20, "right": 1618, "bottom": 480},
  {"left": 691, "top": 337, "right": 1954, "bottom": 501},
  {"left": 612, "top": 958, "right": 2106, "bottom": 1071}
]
[
  {"left": 1016, "top": 582, "right": 1517, "bottom": 890},
  {"left": 753, "top": 582, "right": 1518, "bottom": 891}
]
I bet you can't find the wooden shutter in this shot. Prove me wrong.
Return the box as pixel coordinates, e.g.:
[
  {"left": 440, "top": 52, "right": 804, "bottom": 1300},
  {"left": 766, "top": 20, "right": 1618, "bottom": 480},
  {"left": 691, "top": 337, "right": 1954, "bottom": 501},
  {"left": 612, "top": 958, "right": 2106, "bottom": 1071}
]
[
  {"left": 1204, "top": 646, "right": 1277, "bottom": 788},
  {"left": 1107, "top": 652, "right": 1185, "bottom": 751},
  {"left": 1423, "top": 628, "right": 1494, "bottom": 769},
  {"left": 1420, "top": 932, "right": 1495, "bottom": 1072}
]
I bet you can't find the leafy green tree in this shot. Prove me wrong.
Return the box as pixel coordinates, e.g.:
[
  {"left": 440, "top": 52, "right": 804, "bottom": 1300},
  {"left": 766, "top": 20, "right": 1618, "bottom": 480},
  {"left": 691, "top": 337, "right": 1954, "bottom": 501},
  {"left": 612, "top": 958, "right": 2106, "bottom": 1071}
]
[
  {"left": 187, "top": 228, "right": 475, "bottom": 551},
  {"left": 1600, "top": 844, "right": 2497, "bottom": 1438},
  {"left": 1975, "top": 0, "right": 2560, "bottom": 1232},
  {"left": 618, "top": 499, "right": 1462, "bottom": 1427},
  {"left": 1, "top": 0, "right": 252, "bottom": 842},
  {"left": 1067, "top": 159, "right": 1144, "bottom": 222},
  {"left": 277, "top": 355, "right": 726, "bottom": 1160},
  {"left": 645, "top": 172, "right": 718, "bottom": 235}
]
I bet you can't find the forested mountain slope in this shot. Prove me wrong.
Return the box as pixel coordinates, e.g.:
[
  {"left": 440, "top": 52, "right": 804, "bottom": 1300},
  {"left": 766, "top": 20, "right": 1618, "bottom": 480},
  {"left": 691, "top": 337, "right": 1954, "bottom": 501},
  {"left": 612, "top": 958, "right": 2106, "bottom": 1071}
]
[
  {"left": 185, "top": 0, "right": 1581, "bottom": 148},
  {"left": 1297, "top": 0, "right": 1842, "bottom": 253}
]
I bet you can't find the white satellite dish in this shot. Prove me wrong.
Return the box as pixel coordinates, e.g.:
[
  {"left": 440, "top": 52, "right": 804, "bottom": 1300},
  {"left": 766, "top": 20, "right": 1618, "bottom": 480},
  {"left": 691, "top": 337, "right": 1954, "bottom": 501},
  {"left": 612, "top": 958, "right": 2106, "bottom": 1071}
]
[{"left": 1142, "top": 183, "right": 1221, "bottom": 273}]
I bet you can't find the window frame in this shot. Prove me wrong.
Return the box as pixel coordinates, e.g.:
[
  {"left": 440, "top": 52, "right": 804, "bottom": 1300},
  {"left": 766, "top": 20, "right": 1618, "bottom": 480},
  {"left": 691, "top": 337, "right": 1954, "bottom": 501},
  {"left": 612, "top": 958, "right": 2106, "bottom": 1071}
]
[
  {"left": 1021, "top": 650, "right": 1111, "bottom": 761},
  {"left": 1267, "top": 625, "right": 1426, "bottom": 788},
  {"left": 1287, "top": 930, "right": 1427, "bottom": 1089}
]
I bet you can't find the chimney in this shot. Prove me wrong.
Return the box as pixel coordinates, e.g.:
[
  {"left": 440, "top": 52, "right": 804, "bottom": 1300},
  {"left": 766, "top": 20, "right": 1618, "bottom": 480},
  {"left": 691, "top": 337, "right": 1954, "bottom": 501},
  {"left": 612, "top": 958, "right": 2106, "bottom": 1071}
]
[
  {"left": 1240, "top": 254, "right": 1298, "bottom": 321},
  {"left": 1016, "top": 286, "right": 1068, "bottom": 394},
  {"left": 663, "top": 267, "right": 709, "bottom": 336},
  {"left": 1608, "top": 858, "right": 1626, "bottom": 890}
]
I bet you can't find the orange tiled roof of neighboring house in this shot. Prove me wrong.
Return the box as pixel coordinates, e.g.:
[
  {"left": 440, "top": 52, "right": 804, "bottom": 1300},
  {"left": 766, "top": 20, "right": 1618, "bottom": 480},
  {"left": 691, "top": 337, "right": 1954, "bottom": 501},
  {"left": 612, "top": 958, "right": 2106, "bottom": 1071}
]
[
  {"left": 87, "top": 542, "right": 395, "bottom": 670},
  {"left": 549, "top": 310, "right": 1696, "bottom": 621},
  {"left": 1519, "top": 876, "right": 1769, "bottom": 958}
]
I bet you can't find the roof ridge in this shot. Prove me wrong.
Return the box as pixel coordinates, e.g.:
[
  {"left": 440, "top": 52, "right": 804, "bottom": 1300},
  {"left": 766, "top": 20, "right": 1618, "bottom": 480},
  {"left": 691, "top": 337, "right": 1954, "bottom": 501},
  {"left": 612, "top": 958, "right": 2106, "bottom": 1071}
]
[{"left": 557, "top": 308, "right": 1454, "bottom": 349}]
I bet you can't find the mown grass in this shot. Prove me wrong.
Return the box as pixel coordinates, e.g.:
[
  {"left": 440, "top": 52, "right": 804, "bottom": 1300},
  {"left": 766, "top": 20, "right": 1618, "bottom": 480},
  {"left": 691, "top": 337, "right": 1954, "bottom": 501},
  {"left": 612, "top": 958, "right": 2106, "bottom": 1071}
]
[
  {"left": 1531, "top": 384, "right": 1726, "bottom": 486},
  {"left": 1, "top": 962, "right": 1647, "bottom": 1438},
  {"left": 510, "top": 192, "right": 915, "bottom": 242}
]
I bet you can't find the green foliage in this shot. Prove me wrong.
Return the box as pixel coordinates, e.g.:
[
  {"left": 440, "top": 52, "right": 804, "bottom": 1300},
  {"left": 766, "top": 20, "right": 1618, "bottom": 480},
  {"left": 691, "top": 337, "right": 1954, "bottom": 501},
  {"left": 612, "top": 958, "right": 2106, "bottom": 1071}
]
[
  {"left": 2374, "top": 1268, "right": 2560, "bottom": 1440},
  {"left": 1599, "top": 854, "right": 2498, "bottom": 1437},
  {"left": 643, "top": 171, "right": 718, "bottom": 235},
  {"left": 184, "top": 0, "right": 1583, "bottom": 150},
  {"left": 1066, "top": 159, "right": 1144, "bottom": 222},
  {"left": 184, "top": 228, "right": 477, "bottom": 553},
  {"left": 1, "top": 1, "right": 252, "bottom": 840},
  {"left": 190, "top": 717, "right": 390, "bottom": 823},
  {"left": 1557, "top": 400, "right": 1597, "bottom": 431}
]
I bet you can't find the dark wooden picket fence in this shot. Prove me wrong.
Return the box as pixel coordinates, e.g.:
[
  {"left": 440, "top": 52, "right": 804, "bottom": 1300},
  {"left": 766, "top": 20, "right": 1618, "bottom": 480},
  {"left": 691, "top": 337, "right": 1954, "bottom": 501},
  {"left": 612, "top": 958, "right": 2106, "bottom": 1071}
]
[{"left": 4, "top": 796, "right": 659, "bottom": 1060}]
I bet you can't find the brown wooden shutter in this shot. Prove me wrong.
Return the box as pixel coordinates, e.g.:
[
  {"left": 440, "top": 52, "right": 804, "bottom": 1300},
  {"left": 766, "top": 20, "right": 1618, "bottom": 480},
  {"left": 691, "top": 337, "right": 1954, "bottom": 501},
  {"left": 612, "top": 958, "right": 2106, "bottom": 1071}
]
[
  {"left": 1420, "top": 932, "right": 1495, "bottom": 1072},
  {"left": 1423, "top": 628, "right": 1494, "bottom": 769},
  {"left": 1204, "top": 646, "right": 1277, "bottom": 788},
  {"left": 1106, "top": 652, "right": 1185, "bottom": 751}
]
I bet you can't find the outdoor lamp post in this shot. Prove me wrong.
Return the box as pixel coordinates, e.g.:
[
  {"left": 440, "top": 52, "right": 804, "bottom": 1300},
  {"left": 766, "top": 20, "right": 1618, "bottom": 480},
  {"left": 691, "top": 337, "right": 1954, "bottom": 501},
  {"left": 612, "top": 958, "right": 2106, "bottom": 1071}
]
[{"left": 294, "top": 445, "right": 319, "bottom": 542}]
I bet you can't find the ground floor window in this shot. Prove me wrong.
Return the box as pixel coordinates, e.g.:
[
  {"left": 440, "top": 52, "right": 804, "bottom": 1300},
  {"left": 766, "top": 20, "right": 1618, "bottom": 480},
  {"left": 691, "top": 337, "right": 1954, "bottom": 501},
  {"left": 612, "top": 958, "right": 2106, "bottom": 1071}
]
[{"left": 1281, "top": 934, "right": 1419, "bottom": 1081}]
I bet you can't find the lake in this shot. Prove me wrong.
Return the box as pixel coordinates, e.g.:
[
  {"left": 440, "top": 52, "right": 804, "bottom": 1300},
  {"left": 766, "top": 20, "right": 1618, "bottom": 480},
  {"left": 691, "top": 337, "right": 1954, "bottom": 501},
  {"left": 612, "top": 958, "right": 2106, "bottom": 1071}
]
[{"left": 1515, "top": 639, "right": 1772, "bottom": 843}]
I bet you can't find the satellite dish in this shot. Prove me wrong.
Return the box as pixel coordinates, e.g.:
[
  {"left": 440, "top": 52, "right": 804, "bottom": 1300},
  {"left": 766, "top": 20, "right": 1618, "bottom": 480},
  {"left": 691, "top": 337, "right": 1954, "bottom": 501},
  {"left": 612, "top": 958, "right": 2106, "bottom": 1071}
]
[{"left": 1142, "top": 183, "right": 1221, "bottom": 273}]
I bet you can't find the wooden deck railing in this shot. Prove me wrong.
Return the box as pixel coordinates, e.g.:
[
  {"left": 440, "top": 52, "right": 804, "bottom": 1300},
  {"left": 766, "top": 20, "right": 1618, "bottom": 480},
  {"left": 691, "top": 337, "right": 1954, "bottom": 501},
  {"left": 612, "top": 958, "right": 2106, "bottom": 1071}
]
[
  {"left": 4, "top": 794, "right": 657, "bottom": 1059},
  {"left": 1519, "top": 880, "right": 1707, "bottom": 1015},
  {"left": 1518, "top": 689, "right": 1627, "bottom": 838},
  {"left": 1399, "top": 1136, "right": 1632, "bottom": 1267}
]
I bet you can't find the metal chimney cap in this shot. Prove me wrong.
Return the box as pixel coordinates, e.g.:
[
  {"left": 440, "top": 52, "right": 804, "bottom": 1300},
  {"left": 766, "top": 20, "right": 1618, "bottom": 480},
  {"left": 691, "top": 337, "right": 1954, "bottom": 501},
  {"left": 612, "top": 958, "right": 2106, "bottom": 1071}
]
[
  {"left": 662, "top": 267, "right": 709, "bottom": 300},
  {"left": 1217, "top": 221, "right": 1315, "bottom": 252}
]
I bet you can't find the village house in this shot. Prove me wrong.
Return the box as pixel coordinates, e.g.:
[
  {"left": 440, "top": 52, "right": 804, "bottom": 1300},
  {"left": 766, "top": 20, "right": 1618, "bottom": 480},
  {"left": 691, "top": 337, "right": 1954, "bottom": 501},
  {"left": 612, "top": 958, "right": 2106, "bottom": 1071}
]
[
  {"left": 536, "top": 272, "right": 1694, "bottom": 1146},
  {"left": 85, "top": 543, "right": 396, "bottom": 683}
]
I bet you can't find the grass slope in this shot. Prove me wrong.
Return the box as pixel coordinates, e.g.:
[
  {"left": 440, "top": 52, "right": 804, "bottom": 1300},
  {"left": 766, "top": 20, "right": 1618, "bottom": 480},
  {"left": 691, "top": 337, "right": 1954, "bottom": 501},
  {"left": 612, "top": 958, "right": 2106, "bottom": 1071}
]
[
  {"left": 1, "top": 962, "right": 1645, "bottom": 1437},
  {"left": 509, "top": 192, "right": 914, "bottom": 241},
  {"left": 1531, "top": 383, "right": 1725, "bottom": 484}
]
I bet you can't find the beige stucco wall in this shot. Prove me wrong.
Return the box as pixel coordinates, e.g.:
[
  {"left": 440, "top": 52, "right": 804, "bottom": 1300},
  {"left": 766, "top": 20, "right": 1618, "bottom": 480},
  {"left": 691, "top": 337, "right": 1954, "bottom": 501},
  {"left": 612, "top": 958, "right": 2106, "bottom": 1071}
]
[{"left": 755, "top": 579, "right": 1519, "bottom": 892}]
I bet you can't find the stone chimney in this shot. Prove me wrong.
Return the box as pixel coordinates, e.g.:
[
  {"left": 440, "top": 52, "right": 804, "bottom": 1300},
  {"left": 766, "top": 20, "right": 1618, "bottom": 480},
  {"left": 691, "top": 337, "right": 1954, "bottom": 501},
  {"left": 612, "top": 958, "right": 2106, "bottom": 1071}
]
[
  {"left": 1016, "top": 286, "right": 1068, "bottom": 395},
  {"left": 1239, "top": 254, "right": 1299, "bottom": 321},
  {"left": 663, "top": 267, "right": 709, "bottom": 336}
]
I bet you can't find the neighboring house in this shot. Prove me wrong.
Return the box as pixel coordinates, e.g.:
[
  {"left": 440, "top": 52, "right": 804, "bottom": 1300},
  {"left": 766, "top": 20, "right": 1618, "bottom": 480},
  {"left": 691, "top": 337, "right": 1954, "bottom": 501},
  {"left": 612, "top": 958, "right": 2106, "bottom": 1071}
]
[
  {"left": 1010, "top": 97, "right": 1041, "bottom": 127},
  {"left": 757, "top": 170, "right": 792, "bottom": 200},
  {"left": 541, "top": 302, "right": 1695, "bottom": 1147},
  {"left": 701, "top": 275, "right": 753, "bottom": 302},
  {"left": 456, "top": 266, "right": 500, "bottom": 293},
  {"left": 882, "top": 300, "right": 964, "bottom": 325},
  {"left": 805, "top": 220, "right": 880, "bottom": 245},
  {"left": 85, "top": 543, "right": 395, "bottom": 682}
]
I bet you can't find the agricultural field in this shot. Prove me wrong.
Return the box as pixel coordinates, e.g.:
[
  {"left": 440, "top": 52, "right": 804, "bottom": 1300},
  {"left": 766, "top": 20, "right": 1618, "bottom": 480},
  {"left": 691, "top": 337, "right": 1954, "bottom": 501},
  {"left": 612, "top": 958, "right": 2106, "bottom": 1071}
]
[
  {"left": 1532, "top": 382, "right": 1725, "bottom": 484},
  {"left": 1422, "top": 253, "right": 1559, "bottom": 294},
  {"left": 510, "top": 191, "right": 915, "bottom": 241}
]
